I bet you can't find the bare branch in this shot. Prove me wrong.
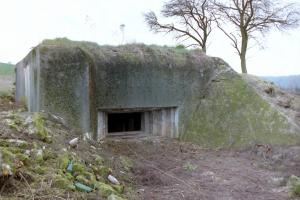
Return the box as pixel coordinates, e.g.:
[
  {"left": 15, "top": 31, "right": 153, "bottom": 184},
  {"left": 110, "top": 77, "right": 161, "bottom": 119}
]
[
  {"left": 214, "top": 0, "right": 300, "bottom": 73},
  {"left": 144, "top": 0, "right": 216, "bottom": 53}
]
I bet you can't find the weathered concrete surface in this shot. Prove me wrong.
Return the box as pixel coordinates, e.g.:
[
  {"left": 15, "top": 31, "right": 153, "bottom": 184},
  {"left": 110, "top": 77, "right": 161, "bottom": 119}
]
[{"left": 15, "top": 38, "right": 300, "bottom": 148}]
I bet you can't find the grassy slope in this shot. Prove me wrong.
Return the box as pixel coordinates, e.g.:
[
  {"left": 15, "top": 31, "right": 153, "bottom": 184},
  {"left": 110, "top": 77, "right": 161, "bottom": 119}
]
[
  {"left": 0, "top": 62, "right": 14, "bottom": 75},
  {"left": 0, "top": 63, "right": 15, "bottom": 95}
]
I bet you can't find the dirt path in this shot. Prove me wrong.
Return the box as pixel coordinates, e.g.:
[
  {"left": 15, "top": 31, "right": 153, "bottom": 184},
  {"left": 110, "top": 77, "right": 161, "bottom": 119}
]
[{"left": 102, "top": 139, "right": 296, "bottom": 200}]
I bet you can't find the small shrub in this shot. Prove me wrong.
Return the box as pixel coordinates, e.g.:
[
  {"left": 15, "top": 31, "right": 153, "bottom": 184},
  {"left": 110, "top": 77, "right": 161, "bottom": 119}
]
[{"left": 183, "top": 161, "right": 197, "bottom": 172}]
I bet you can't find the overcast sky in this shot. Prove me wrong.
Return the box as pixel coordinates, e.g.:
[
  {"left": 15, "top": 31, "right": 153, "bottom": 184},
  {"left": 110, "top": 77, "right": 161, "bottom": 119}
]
[{"left": 0, "top": 0, "right": 299, "bottom": 76}]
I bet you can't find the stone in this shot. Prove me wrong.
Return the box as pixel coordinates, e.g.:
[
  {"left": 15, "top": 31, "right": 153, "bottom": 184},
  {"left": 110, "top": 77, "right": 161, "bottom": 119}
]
[
  {"left": 264, "top": 86, "right": 275, "bottom": 95},
  {"left": 108, "top": 175, "right": 120, "bottom": 185},
  {"left": 1, "top": 164, "right": 12, "bottom": 176},
  {"left": 277, "top": 97, "right": 291, "bottom": 108},
  {"left": 69, "top": 137, "right": 79, "bottom": 147}
]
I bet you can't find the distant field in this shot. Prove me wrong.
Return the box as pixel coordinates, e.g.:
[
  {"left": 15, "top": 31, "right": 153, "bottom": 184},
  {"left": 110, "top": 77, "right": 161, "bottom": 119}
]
[
  {"left": 0, "top": 63, "right": 15, "bottom": 95},
  {"left": 0, "top": 62, "right": 15, "bottom": 75}
]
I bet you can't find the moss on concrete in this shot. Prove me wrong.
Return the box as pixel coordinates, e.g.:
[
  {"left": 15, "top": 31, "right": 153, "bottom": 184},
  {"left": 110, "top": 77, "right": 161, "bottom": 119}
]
[{"left": 182, "top": 71, "right": 300, "bottom": 149}]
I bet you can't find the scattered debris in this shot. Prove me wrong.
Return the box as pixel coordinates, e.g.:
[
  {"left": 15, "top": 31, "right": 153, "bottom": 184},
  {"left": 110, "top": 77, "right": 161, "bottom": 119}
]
[
  {"left": 108, "top": 174, "right": 120, "bottom": 185},
  {"left": 83, "top": 132, "right": 92, "bottom": 141},
  {"left": 254, "top": 144, "right": 272, "bottom": 159},
  {"left": 277, "top": 97, "right": 292, "bottom": 108},
  {"left": 1, "top": 163, "right": 13, "bottom": 176},
  {"left": 69, "top": 137, "right": 79, "bottom": 147},
  {"left": 74, "top": 182, "right": 93, "bottom": 193},
  {"left": 67, "top": 161, "right": 73, "bottom": 172},
  {"left": 264, "top": 86, "right": 275, "bottom": 96}
]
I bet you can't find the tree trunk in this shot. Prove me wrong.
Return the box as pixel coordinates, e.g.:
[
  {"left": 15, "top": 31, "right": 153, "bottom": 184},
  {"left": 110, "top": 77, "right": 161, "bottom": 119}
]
[
  {"left": 202, "top": 45, "right": 207, "bottom": 54},
  {"left": 240, "top": 30, "right": 248, "bottom": 74},
  {"left": 240, "top": 52, "right": 247, "bottom": 74}
]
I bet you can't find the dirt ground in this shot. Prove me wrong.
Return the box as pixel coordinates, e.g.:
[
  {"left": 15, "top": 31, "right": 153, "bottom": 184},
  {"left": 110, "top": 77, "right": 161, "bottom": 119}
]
[{"left": 100, "top": 138, "right": 300, "bottom": 200}]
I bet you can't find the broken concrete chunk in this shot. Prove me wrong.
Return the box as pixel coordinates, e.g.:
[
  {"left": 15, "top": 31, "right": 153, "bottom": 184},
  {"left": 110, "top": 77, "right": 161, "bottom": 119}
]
[
  {"left": 108, "top": 175, "right": 120, "bottom": 185},
  {"left": 24, "top": 116, "right": 33, "bottom": 125},
  {"left": 83, "top": 132, "right": 92, "bottom": 141},
  {"left": 25, "top": 150, "right": 31, "bottom": 156},
  {"left": 69, "top": 138, "right": 79, "bottom": 147}
]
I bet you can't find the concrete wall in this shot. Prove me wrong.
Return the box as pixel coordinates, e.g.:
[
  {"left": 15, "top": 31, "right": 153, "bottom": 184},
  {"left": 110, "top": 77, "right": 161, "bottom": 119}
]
[
  {"left": 38, "top": 46, "right": 92, "bottom": 134},
  {"left": 16, "top": 46, "right": 92, "bottom": 135},
  {"left": 16, "top": 49, "right": 40, "bottom": 112}
]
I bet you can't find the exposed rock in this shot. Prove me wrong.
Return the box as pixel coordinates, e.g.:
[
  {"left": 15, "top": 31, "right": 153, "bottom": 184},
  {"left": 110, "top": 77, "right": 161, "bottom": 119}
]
[
  {"left": 108, "top": 174, "right": 120, "bottom": 185},
  {"left": 1, "top": 164, "right": 12, "bottom": 176},
  {"left": 264, "top": 86, "right": 275, "bottom": 96},
  {"left": 277, "top": 97, "right": 292, "bottom": 108},
  {"left": 69, "top": 137, "right": 79, "bottom": 147}
]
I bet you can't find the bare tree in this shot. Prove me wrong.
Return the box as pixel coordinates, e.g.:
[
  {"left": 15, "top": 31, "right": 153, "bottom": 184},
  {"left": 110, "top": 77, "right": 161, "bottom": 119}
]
[
  {"left": 144, "top": 0, "right": 215, "bottom": 53},
  {"left": 215, "top": 0, "right": 300, "bottom": 73}
]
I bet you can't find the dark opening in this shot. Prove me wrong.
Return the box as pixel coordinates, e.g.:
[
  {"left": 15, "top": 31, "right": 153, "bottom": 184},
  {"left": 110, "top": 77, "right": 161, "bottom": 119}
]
[{"left": 107, "top": 112, "right": 142, "bottom": 133}]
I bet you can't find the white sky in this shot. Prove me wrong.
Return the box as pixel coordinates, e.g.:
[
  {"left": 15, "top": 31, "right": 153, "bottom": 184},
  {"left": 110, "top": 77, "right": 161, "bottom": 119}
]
[{"left": 0, "top": 0, "right": 299, "bottom": 76}]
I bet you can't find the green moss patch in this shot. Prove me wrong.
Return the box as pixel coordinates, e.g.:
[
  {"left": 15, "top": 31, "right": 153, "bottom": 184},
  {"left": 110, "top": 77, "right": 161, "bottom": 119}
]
[
  {"left": 182, "top": 72, "right": 300, "bottom": 149},
  {"left": 32, "top": 113, "right": 52, "bottom": 143}
]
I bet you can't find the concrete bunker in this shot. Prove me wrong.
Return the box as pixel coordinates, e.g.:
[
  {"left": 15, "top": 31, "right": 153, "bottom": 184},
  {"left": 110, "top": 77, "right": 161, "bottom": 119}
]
[
  {"left": 15, "top": 39, "right": 300, "bottom": 147},
  {"left": 97, "top": 107, "right": 179, "bottom": 139}
]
